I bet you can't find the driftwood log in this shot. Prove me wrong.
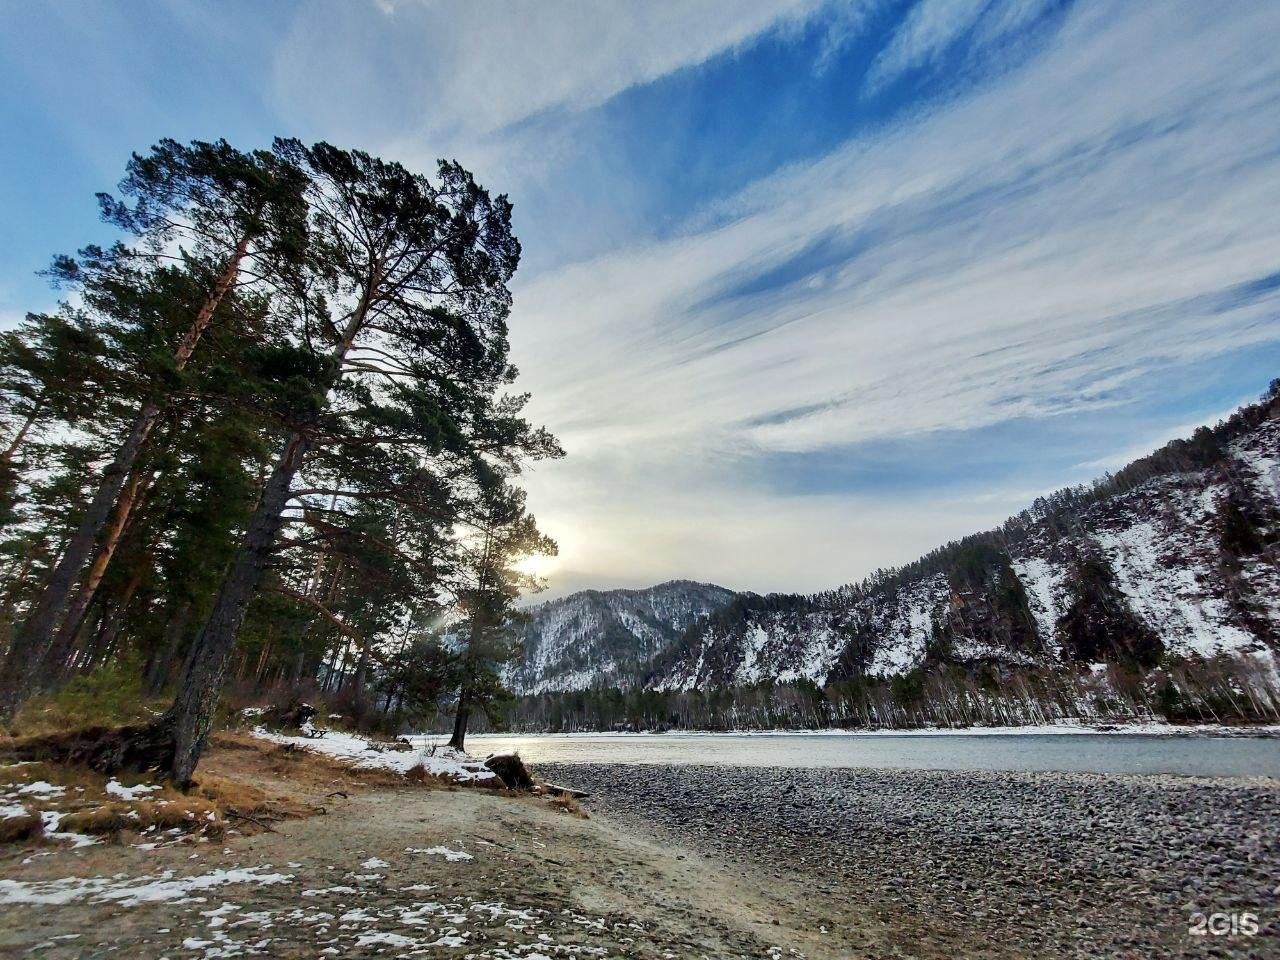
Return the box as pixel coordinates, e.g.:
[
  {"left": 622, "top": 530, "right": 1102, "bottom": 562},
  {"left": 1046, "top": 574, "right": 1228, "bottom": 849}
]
[{"left": 541, "top": 782, "right": 590, "bottom": 800}]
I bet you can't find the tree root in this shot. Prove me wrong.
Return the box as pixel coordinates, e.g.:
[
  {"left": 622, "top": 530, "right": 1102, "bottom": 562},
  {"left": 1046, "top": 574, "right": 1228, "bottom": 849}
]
[
  {"left": 1, "top": 715, "right": 177, "bottom": 777},
  {"left": 483, "top": 753, "right": 535, "bottom": 790}
]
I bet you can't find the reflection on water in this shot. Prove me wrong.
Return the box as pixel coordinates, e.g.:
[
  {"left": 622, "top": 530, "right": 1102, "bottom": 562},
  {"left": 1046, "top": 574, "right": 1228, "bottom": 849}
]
[{"left": 431, "top": 732, "right": 1280, "bottom": 778}]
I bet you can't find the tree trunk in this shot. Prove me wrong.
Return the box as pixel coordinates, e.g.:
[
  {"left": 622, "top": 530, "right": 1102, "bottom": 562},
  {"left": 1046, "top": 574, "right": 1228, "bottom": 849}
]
[
  {"left": 38, "top": 470, "right": 151, "bottom": 686},
  {"left": 253, "top": 640, "right": 273, "bottom": 685},
  {"left": 2, "top": 398, "right": 44, "bottom": 462},
  {"left": 0, "top": 552, "right": 36, "bottom": 612},
  {"left": 0, "top": 408, "right": 155, "bottom": 712},
  {"left": 167, "top": 429, "right": 310, "bottom": 787},
  {"left": 448, "top": 686, "right": 471, "bottom": 752},
  {"left": 290, "top": 648, "right": 307, "bottom": 687},
  {"left": 80, "top": 564, "right": 145, "bottom": 675},
  {"left": 164, "top": 272, "right": 375, "bottom": 786},
  {"left": 0, "top": 235, "right": 251, "bottom": 718},
  {"left": 147, "top": 601, "right": 192, "bottom": 693},
  {"left": 352, "top": 635, "right": 372, "bottom": 703}
]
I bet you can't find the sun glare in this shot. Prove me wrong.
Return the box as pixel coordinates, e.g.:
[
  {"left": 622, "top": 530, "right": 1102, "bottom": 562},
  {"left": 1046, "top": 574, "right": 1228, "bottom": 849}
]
[{"left": 513, "top": 551, "right": 558, "bottom": 579}]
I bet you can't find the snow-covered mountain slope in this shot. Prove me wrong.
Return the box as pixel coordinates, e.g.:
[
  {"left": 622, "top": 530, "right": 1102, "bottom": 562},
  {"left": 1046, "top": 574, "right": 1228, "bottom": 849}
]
[
  {"left": 649, "top": 389, "right": 1280, "bottom": 692},
  {"left": 506, "top": 580, "right": 737, "bottom": 694}
]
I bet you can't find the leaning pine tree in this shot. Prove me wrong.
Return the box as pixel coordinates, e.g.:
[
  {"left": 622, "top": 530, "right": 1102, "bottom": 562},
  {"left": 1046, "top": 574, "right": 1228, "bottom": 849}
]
[
  {"left": 158, "top": 141, "right": 560, "bottom": 786},
  {"left": 0, "top": 140, "right": 308, "bottom": 717}
]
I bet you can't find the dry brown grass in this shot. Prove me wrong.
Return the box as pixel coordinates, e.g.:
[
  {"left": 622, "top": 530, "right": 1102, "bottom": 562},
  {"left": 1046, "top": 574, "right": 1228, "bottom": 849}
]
[
  {"left": 57, "top": 804, "right": 139, "bottom": 837},
  {"left": 0, "top": 813, "right": 42, "bottom": 843},
  {"left": 4, "top": 663, "right": 167, "bottom": 739},
  {"left": 0, "top": 758, "right": 105, "bottom": 793},
  {"left": 541, "top": 791, "right": 589, "bottom": 818},
  {"left": 0, "top": 736, "right": 342, "bottom": 848},
  {"left": 403, "top": 763, "right": 453, "bottom": 788},
  {"left": 202, "top": 731, "right": 403, "bottom": 792},
  {"left": 1, "top": 726, "right": 495, "bottom": 851},
  {"left": 58, "top": 796, "right": 229, "bottom": 842}
]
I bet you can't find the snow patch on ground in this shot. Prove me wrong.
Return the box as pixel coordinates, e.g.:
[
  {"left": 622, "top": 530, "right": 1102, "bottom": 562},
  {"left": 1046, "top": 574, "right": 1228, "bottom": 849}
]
[
  {"left": 405, "top": 846, "right": 473, "bottom": 861},
  {"left": 105, "top": 779, "right": 162, "bottom": 801},
  {"left": 0, "top": 866, "right": 292, "bottom": 907},
  {"left": 1012, "top": 556, "right": 1067, "bottom": 654},
  {"left": 1094, "top": 517, "right": 1258, "bottom": 657},
  {"left": 128, "top": 851, "right": 643, "bottom": 959},
  {"left": 866, "top": 575, "right": 949, "bottom": 677},
  {"left": 250, "top": 728, "right": 497, "bottom": 782},
  {"left": 17, "top": 781, "right": 65, "bottom": 797}
]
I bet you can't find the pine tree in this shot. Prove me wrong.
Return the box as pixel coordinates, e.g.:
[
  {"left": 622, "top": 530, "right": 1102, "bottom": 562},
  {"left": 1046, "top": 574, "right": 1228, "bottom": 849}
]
[
  {"left": 164, "top": 142, "right": 560, "bottom": 785},
  {"left": 0, "top": 140, "right": 308, "bottom": 717},
  {"left": 448, "top": 483, "right": 555, "bottom": 751},
  {"left": 0, "top": 311, "right": 112, "bottom": 528}
]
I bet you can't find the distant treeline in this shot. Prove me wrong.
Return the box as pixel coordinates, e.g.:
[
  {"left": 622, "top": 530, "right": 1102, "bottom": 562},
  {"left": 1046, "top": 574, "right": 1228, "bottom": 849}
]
[{"left": 481, "top": 653, "right": 1280, "bottom": 733}]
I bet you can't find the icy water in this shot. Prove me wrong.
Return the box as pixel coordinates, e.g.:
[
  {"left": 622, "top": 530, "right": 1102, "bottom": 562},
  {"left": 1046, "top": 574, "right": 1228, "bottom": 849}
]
[{"left": 456, "top": 731, "right": 1280, "bottom": 778}]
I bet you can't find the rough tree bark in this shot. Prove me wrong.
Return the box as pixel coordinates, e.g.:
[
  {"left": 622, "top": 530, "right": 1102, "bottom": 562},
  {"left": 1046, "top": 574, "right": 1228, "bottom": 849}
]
[
  {"left": 168, "top": 429, "right": 311, "bottom": 787},
  {"left": 448, "top": 685, "right": 471, "bottom": 752},
  {"left": 38, "top": 470, "right": 152, "bottom": 685}
]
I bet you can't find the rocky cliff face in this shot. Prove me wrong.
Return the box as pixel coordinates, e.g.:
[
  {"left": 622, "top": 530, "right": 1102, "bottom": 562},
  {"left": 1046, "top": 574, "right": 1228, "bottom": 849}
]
[
  {"left": 649, "top": 391, "right": 1280, "bottom": 695},
  {"left": 506, "top": 580, "right": 736, "bottom": 694}
]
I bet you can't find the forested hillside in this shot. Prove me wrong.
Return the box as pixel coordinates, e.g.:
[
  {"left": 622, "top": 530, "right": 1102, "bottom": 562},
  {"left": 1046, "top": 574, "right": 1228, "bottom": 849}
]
[
  {"left": 506, "top": 386, "right": 1280, "bottom": 731},
  {"left": 0, "top": 139, "right": 558, "bottom": 777},
  {"left": 504, "top": 581, "right": 735, "bottom": 694}
]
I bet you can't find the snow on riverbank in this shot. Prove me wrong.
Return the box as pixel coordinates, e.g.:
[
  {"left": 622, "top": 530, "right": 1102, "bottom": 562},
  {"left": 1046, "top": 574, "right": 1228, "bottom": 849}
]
[{"left": 250, "top": 727, "right": 498, "bottom": 782}]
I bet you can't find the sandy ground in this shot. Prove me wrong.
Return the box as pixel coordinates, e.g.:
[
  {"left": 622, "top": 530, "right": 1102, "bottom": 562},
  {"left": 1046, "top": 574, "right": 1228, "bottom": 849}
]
[{"left": 0, "top": 783, "right": 837, "bottom": 959}]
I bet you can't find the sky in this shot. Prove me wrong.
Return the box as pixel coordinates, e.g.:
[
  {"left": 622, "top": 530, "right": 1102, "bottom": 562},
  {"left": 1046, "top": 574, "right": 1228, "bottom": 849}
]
[{"left": 2, "top": 0, "right": 1278, "bottom": 600}]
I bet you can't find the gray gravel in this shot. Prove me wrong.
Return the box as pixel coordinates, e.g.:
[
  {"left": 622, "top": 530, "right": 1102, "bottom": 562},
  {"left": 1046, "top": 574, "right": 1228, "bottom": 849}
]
[{"left": 539, "top": 762, "right": 1280, "bottom": 959}]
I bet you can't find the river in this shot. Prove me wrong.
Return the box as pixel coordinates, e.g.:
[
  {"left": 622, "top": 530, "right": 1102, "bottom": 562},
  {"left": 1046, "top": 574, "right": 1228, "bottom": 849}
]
[{"left": 448, "top": 729, "right": 1280, "bottom": 778}]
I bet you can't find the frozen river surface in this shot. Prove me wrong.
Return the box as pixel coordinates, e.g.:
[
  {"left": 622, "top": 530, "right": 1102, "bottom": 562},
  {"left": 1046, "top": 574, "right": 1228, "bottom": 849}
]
[{"left": 446, "top": 729, "right": 1280, "bottom": 778}]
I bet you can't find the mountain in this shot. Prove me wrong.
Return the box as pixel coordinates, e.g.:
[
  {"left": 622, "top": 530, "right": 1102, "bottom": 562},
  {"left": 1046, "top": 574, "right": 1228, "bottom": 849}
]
[
  {"left": 506, "top": 580, "right": 737, "bottom": 694},
  {"left": 644, "top": 385, "right": 1280, "bottom": 721}
]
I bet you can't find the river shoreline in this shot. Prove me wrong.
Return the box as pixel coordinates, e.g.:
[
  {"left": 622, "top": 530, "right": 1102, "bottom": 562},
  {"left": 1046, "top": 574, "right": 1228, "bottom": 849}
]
[
  {"left": 453, "top": 728, "right": 1280, "bottom": 778},
  {"left": 460, "top": 719, "right": 1280, "bottom": 738}
]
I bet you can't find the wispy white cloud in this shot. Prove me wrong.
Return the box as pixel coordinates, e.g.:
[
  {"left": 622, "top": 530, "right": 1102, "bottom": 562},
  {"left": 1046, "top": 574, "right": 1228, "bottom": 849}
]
[
  {"left": 516, "top": 0, "right": 1280, "bottom": 448},
  {"left": 972, "top": 0, "right": 1059, "bottom": 47},
  {"left": 866, "top": 0, "right": 992, "bottom": 90},
  {"left": 270, "top": 0, "right": 839, "bottom": 148},
  {"left": 507, "top": 0, "right": 1280, "bottom": 591}
]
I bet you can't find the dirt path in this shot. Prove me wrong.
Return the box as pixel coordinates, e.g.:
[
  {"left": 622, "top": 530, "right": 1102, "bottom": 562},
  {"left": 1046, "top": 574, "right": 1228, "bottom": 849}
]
[{"left": 1, "top": 785, "right": 845, "bottom": 959}]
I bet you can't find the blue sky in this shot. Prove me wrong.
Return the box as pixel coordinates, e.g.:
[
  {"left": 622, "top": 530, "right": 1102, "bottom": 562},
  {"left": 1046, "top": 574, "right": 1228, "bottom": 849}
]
[{"left": 2, "top": 0, "right": 1278, "bottom": 598}]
